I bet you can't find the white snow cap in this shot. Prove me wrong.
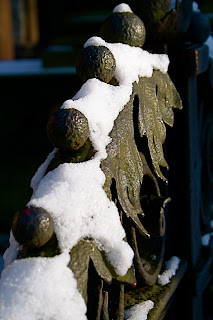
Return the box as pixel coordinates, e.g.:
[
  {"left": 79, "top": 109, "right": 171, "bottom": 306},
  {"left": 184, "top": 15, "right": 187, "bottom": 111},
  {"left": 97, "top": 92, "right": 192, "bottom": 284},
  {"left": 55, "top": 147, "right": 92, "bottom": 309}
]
[
  {"left": 84, "top": 36, "right": 106, "bottom": 48},
  {"left": 113, "top": 3, "right": 133, "bottom": 13},
  {"left": 84, "top": 37, "right": 169, "bottom": 85},
  {"left": 124, "top": 301, "right": 154, "bottom": 320},
  {"left": 158, "top": 256, "right": 181, "bottom": 286},
  {"left": 0, "top": 252, "right": 87, "bottom": 320},
  {"left": 29, "top": 159, "right": 134, "bottom": 277}
]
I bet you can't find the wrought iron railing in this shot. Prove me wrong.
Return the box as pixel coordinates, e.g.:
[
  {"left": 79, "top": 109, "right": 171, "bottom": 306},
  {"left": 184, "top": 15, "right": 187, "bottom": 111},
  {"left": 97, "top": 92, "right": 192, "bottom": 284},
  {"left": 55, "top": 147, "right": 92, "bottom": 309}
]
[{"left": 1, "top": 2, "right": 213, "bottom": 320}]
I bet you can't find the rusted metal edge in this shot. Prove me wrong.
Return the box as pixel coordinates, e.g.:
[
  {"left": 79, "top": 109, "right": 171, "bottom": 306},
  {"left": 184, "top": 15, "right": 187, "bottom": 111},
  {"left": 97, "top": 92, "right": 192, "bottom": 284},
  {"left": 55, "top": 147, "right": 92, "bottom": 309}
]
[{"left": 186, "top": 43, "right": 209, "bottom": 77}]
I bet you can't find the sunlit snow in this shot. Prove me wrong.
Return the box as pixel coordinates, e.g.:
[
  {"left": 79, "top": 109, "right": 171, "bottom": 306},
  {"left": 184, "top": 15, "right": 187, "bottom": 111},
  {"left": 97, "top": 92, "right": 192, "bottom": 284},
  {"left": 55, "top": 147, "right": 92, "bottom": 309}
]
[
  {"left": 124, "top": 301, "right": 154, "bottom": 320},
  {"left": 0, "top": 252, "right": 87, "bottom": 320},
  {"left": 113, "top": 3, "right": 133, "bottom": 13}
]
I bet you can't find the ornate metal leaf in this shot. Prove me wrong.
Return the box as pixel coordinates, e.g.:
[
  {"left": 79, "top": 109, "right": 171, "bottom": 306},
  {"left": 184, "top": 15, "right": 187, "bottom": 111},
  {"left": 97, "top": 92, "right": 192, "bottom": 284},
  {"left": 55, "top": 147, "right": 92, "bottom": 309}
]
[
  {"left": 135, "top": 71, "right": 182, "bottom": 180},
  {"left": 68, "top": 240, "right": 112, "bottom": 303},
  {"left": 101, "top": 95, "right": 150, "bottom": 238},
  {"left": 101, "top": 70, "right": 182, "bottom": 235}
]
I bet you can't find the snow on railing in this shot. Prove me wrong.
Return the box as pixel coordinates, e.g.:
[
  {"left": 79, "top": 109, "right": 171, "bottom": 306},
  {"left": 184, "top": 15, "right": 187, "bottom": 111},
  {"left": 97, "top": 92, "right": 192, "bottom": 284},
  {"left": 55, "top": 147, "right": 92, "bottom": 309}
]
[{"left": 0, "top": 3, "right": 183, "bottom": 320}]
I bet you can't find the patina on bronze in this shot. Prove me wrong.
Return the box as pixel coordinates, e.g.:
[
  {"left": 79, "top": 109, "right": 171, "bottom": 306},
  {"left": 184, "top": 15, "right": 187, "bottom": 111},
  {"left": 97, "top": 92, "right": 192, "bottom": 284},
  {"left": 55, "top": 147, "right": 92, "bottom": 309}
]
[
  {"left": 75, "top": 45, "right": 116, "bottom": 83},
  {"left": 47, "top": 108, "right": 89, "bottom": 151},
  {"left": 12, "top": 206, "right": 54, "bottom": 248},
  {"left": 100, "top": 11, "right": 146, "bottom": 47}
]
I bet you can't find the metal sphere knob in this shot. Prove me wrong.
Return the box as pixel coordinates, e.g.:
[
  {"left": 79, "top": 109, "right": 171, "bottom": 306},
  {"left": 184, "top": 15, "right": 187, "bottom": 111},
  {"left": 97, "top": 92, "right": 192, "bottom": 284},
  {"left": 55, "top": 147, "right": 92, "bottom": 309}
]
[
  {"left": 12, "top": 206, "right": 54, "bottom": 248},
  {"left": 100, "top": 12, "right": 146, "bottom": 48},
  {"left": 47, "top": 108, "right": 89, "bottom": 152},
  {"left": 75, "top": 45, "right": 116, "bottom": 83}
]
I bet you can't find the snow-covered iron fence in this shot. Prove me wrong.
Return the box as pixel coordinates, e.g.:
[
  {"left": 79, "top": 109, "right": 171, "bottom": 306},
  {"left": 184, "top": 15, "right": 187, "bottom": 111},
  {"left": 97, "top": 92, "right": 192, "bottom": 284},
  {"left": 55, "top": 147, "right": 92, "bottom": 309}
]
[{"left": 1, "top": 2, "right": 213, "bottom": 320}]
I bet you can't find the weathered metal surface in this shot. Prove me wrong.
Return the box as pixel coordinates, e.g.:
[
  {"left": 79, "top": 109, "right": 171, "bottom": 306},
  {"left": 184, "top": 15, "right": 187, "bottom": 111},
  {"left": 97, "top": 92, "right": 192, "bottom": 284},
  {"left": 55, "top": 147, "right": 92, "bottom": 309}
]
[
  {"left": 100, "top": 12, "right": 146, "bottom": 47},
  {"left": 67, "top": 240, "right": 112, "bottom": 303},
  {"left": 75, "top": 45, "right": 116, "bottom": 83},
  {"left": 12, "top": 206, "right": 54, "bottom": 248},
  {"left": 47, "top": 108, "right": 89, "bottom": 151}
]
